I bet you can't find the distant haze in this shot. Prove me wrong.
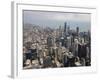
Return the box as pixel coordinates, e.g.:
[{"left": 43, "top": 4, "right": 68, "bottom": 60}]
[{"left": 23, "top": 10, "right": 91, "bottom": 32}]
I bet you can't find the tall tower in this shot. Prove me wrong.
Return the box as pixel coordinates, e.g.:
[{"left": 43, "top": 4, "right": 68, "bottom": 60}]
[
  {"left": 76, "top": 27, "right": 79, "bottom": 36},
  {"left": 59, "top": 25, "right": 61, "bottom": 37},
  {"left": 64, "top": 22, "right": 67, "bottom": 33}
]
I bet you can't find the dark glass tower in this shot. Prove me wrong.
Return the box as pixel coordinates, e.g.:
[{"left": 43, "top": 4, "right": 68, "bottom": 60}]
[
  {"left": 76, "top": 27, "right": 79, "bottom": 36},
  {"left": 64, "top": 22, "right": 67, "bottom": 34}
]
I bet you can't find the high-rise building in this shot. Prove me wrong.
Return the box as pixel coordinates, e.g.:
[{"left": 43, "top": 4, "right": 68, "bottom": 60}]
[
  {"left": 67, "top": 36, "right": 71, "bottom": 48},
  {"left": 47, "top": 35, "right": 55, "bottom": 48},
  {"left": 60, "top": 36, "right": 64, "bottom": 46},
  {"left": 47, "top": 36, "right": 53, "bottom": 47},
  {"left": 76, "top": 27, "right": 79, "bottom": 36},
  {"left": 64, "top": 22, "right": 67, "bottom": 34},
  {"left": 59, "top": 25, "right": 62, "bottom": 37}
]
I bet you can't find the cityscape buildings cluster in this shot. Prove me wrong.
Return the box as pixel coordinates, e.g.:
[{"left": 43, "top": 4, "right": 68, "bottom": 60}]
[{"left": 23, "top": 22, "right": 91, "bottom": 69}]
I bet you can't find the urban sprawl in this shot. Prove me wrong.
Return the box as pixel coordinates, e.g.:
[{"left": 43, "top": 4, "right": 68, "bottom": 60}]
[{"left": 23, "top": 22, "right": 91, "bottom": 69}]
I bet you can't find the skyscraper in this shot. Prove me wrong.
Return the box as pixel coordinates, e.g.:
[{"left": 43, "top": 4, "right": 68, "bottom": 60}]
[
  {"left": 76, "top": 27, "right": 79, "bottom": 36},
  {"left": 64, "top": 22, "right": 67, "bottom": 34}
]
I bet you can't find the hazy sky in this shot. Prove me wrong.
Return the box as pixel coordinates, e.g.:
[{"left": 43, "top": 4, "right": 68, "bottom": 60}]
[{"left": 23, "top": 10, "right": 91, "bottom": 32}]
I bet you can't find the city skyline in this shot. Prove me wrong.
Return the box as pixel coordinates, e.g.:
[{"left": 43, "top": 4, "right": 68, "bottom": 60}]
[
  {"left": 23, "top": 10, "right": 91, "bottom": 32},
  {"left": 23, "top": 10, "right": 91, "bottom": 69}
]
